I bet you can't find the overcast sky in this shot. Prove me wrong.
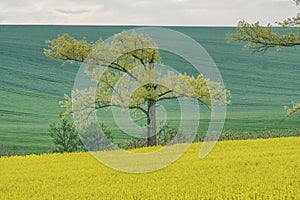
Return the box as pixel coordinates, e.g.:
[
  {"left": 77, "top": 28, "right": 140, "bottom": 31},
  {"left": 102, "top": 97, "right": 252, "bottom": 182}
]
[{"left": 0, "top": 0, "right": 298, "bottom": 26}]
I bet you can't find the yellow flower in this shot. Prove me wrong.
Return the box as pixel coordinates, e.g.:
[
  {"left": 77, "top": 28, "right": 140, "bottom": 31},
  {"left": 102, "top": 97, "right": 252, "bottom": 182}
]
[{"left": 0, "top": 137, "right": 299, "bottom": 199}]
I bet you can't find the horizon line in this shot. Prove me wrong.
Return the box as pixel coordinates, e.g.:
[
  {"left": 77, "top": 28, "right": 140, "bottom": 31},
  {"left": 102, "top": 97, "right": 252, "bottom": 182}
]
[{"left": 0, "top": 23, "right": 239, "bottom": 27}]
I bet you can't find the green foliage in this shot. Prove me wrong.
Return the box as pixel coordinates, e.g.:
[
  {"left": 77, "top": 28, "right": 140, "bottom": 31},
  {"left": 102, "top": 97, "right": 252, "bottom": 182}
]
[
  {"left": 78, "top": 121, "right": 115, "bottom": 151},
  {"left": 44, "top": 34, "right": 93, "bottom": 63},
  {"left": 0, "top": 145, "right": 12, "bottom": 157},
  {"left": 45, "top": 31, "right": 228, "bottom": 146},
  {"left": 228, "top": 21, "right": 300, "bottom": 52},
  {"left": 193, "top": 129, "right": 300, "bottom": 142},
  {"left": 44, "top": 31, "right": 228, "bottom": 110},
  {"left": 279, "top": 0, "right": 300, "bottom": 27},
  {"left": 118, "top": 123, "right": 183, "bottom": 149},
  {"left": 49, "top": 114, "right": 114, "bottom": 152},
  {"left": 286, "top": 103, "right": 300, "bottom": 115},
  {"left": 228, "top": 0, "right": 300, "bottom": 52},
  {"left": 118, "top": 138, "right": 147, "bottom": 150},
  {"left": 222, "top": 128, "right": 300, "bottom": 140},
  {"left": 228, "top": 0, "right": 300, "bottom": 115},
  {"left": 48, "top": 32, "right": 227, "bottom": 117},
  {"left": 48, "top": 114, "right": 86, "bottom": 153},
  {"left": 116, "top": 123, "right": 298, "bottom": 150},
  {"left": 157, "top": 122, "right": 180, "bottom": 145},
  {"left": 0, "top": 145, "right": 26, "bottom": 157}
]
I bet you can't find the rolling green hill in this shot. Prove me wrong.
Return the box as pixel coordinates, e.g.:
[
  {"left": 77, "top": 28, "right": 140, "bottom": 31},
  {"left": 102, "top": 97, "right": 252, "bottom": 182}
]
[{"left": 0, "top": 26, "right": 299, "bottom": 153}]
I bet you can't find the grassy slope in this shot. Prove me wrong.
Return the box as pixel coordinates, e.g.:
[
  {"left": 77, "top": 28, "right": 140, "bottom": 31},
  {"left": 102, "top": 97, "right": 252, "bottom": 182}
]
[{"left": 0, "top": 26, "right": 299, "bottom": 153}]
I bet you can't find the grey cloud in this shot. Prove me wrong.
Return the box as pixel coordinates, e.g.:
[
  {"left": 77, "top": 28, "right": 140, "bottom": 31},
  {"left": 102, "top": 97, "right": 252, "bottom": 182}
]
[{"left": 55, "top": 8, "right": 91, "bottom": 15}]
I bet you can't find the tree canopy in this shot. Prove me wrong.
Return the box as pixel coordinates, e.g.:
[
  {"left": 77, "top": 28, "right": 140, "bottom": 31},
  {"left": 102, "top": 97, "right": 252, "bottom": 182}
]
[
  {"left": 45, "top": 32, "right": 228, "bottom": 147},
  {"left": 228, "top": 0, "right": 300, "bottom": 115}
]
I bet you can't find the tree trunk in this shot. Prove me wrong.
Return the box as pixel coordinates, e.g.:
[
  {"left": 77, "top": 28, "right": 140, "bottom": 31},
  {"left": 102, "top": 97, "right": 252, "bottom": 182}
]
[{"left": 147, "top": 99, "right": 157, "bottom": 146}]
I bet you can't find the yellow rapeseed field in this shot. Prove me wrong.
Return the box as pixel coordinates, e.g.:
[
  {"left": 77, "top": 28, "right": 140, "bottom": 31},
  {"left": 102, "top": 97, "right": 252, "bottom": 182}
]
[{"left": 0, "top": 137, "right": 299, "bottom": 199}]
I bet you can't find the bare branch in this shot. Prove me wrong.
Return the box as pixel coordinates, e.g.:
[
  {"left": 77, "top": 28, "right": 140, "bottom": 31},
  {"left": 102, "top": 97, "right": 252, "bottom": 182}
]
[
  {"left": 158, "top": 90, "right": 173, "bottom": 97},
  {"left": 95, "top": 103, "right": 147, "bottom": 115}
]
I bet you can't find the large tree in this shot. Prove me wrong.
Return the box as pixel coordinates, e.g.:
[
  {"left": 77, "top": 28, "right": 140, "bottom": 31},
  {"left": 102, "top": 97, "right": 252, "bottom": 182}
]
[
  {"left": 44, "top": 32, "right": 227, "bottom": 147},
  {"left": 228, "top": 0, "right": 300, "bottom": 115}
]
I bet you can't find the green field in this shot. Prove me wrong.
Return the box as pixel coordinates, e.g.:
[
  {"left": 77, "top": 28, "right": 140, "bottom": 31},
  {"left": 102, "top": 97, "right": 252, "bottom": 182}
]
[{"left": 0, "top": 26, "right": 299, "bottom": 153}]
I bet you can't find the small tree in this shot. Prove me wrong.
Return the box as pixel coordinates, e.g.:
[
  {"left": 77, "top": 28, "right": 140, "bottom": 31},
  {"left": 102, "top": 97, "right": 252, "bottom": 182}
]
[
  {"left": 49, "top": 114, "right": 114, "bottom": 152},
  {"left": 228, "top": 0, "right": 300, "bottom": 115},
  {"left": 48, "top": 114, "right": 85, "bottom": 153},
  {"left": 45, "top": 32, "right": 228, "bottom": 147}
]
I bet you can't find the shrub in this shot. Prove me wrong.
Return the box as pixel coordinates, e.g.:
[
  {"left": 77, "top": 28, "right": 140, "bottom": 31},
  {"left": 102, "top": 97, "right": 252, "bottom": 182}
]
[
  {"left": 79, "top": 122, "right": 115, "bottom": 151},
  {"left": 119, "top": 123, "right": 183, "bottom": 150},
  {"left": 118, "top": 137, "right": 147, "bottom": 150},
  {"left": 157, "top": 123, "right": 179, "bottom": 145},
  {"left": 49, "top": 114, "right": 114, "bottom": 153},
  {"left": 48, "top": 115, "right": 85, "bottom": 153},
  {"left": 0, "top": 145, "right": 26, "bottom": 157}
]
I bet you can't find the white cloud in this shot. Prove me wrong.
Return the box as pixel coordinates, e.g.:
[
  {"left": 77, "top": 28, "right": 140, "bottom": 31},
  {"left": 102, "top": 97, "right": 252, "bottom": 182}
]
[{"left": 0, "top": 0, "right": 298, "bottom": 25}]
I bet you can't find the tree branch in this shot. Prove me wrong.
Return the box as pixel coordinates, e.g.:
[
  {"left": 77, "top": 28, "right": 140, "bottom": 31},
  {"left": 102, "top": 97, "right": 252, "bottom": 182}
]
[
  {"left": 158, "top": 90, "right": 173, "bottom": 97},
  {"left": 108, "top": 62, "right": 138, "bottom": 81},
  {"left": 132, "top": 54, "right": 147, "bottom": 70},
  {"left": 94, "top": 103, "right": 147, "bottom": 115},
  {"left": 157, "top": 95, "right": 209, "bottom": 110}
]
